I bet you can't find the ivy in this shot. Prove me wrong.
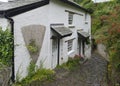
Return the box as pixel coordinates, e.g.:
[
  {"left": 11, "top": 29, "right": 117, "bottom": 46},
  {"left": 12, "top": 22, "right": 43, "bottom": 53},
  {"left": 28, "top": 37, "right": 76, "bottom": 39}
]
[{"left": 0, "top": 27, "right": 13, "bottom": 66}]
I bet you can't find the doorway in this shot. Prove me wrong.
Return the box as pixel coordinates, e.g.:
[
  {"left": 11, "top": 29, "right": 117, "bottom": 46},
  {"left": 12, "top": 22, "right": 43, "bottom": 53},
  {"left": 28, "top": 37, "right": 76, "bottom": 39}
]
[{"left": 52, "top": 39, "right": 58, "bottom": 68}]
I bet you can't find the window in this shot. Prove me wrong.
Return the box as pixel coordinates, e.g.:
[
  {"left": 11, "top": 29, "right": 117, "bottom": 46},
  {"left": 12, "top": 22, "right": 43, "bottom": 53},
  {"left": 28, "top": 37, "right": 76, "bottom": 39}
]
[
  {"left": 68, "top": 39, "right": 73, "bottom": 52},
  {"left": 68, "top": 12, "right": 73, "bottom": 25},
  {"left": 85, "top": 13, "right": 88, "bottom": 24},
  {"left": 85, "top": 13, "right": 87, "bottom": 21}
]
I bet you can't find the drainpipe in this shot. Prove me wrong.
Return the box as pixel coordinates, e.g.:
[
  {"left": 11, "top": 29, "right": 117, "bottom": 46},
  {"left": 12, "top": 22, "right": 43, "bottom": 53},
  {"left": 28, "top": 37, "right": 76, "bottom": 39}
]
[
  {"left": 79, "top": 39, "right": 81, "bottom": 55},
  {"left": 57, "top": 39, "right": 60, "bottom": 65},
  {"left": 83, "top": 40, "right": 85, "bottom": 56},
  {"left": 4, "top": 15, "right": 15, "bottom": 83}
]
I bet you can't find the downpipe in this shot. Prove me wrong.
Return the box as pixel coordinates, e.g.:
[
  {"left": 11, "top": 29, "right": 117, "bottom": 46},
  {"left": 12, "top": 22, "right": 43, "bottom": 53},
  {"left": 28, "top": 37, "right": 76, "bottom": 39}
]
[{"left": 4, "top": 15, "right": 15, "bottom": 83}]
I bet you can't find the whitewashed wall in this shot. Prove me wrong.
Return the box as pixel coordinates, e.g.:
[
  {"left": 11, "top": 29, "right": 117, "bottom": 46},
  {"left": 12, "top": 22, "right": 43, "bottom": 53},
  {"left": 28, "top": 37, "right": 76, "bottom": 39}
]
[
  {"left": 12, "top": 5, "right": 51, "bottom": 80},
  {"left": 84, "top": 14, "right": 91, "bottom": 59},
  {"left": 49, "top": 0, "right": 91, "bottom": 64},
  {"left": 0, "top": 18, "right": 9, "bottom": 31}
]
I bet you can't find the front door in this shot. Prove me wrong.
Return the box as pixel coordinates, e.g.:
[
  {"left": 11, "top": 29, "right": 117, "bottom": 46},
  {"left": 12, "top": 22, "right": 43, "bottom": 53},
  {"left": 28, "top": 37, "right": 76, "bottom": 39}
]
[
  {"left": 78, "top": 39, "right": 81, "bottom": 56},
  {"left": 78, "top": 39, "right": 84, "bottom": 57},
  {"left": 52, "top": 39, "right": 58, "bottom": 68}
]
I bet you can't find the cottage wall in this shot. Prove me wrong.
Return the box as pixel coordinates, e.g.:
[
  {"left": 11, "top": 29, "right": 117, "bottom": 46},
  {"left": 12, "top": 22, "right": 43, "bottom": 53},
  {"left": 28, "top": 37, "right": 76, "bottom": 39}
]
[
  {"left": 12, "top": 5, "right": 50, "bottom": 79},
  {"left": 49, "top": 0, "right": 91, "bottom": 65},
  {"left": 0, "top": 18, "right": 9, "bottom": 31}
]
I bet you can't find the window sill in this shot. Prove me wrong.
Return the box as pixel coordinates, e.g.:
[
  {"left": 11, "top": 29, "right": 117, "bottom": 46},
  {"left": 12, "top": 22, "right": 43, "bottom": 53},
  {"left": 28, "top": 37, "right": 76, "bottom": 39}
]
[
  {"left": 68, "top": 25, "right": 75, "bottom": 28},
  {"left": 68, "top": 50, "right": 75, "bottom": 56}
]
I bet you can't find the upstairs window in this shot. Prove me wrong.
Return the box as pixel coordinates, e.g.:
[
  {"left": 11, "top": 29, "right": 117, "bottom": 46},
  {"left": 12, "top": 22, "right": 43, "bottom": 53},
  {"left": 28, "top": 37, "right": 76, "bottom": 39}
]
[
  {"left": 85, "top": 13, "right": 87, "bottom": 20},
  {"left": 68, "top": 12, "right": 73, "bottom": 25}
]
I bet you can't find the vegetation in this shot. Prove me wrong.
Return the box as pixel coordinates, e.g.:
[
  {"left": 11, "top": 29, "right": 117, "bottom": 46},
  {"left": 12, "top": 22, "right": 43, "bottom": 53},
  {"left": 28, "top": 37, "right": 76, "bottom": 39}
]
[
  {"left": 74, "top": 0, "right": 120, "bottom": 85},
  {"left": 57, "top": 56, "right": 80, "bottom": 71},
  {"left": 27, "top": 39, "right": 38, "bottom": 54},
  {"left": 14, "top": 62, "right": 55, "bottom": 86},
  {"left": 13, "top": 55, "right": 82, "bottom": 86},
  {"left": 0, "top": 27, "right": 13, "bottom": 66}
]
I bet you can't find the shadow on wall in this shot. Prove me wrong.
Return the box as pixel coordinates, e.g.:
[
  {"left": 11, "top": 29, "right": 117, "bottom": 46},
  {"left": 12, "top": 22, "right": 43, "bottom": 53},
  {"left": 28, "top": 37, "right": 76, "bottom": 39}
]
[{"left": 22, "top": 25, "right": 46, "bottom": 63}]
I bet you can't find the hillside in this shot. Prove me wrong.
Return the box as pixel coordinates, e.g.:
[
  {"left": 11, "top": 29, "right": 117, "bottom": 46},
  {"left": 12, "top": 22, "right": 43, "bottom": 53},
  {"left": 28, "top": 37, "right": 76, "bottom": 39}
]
[{"left": 74, "top": 0, "right": 120, "bottom": 85}]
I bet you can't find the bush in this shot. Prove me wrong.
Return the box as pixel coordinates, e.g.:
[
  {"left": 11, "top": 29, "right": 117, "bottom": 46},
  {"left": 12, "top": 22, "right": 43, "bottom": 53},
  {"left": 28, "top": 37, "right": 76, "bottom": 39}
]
[
  {"left": 57, "top": 56, "right": 80, "bottom": 71},
  {"left": 0, "top": 27, "right": 13, "bottom": 66},
  {"left": 14, "top": 62, "right": 55, "bottom": 86}
]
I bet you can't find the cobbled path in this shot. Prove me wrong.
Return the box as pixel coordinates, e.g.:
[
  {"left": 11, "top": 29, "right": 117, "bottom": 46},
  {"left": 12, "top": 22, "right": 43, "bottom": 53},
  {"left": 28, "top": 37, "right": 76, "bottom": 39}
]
[{"left": 41, "top": 53, "right": 108, "bottom": 86}]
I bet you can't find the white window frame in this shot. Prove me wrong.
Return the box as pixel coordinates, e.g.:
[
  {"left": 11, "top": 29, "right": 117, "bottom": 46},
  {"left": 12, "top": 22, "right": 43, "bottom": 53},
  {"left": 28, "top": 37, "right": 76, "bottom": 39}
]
[
  {"left": 68, "top": 12, "right": 73, "bottom": 25},
  {"left": 67, "top": 39, "right": 73, "bottom": 52}
]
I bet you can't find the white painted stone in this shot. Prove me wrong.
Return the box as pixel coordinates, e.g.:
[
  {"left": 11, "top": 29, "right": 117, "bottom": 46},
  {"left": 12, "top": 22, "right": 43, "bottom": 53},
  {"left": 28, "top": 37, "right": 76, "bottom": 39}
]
[{"left": 0, "top": 18, "right": 10, "bottom": 31}]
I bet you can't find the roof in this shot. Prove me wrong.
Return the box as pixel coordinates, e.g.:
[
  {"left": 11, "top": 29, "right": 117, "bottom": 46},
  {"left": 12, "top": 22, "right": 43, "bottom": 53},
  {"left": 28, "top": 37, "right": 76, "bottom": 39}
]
[
  {"left": 0, "top": 0, "right": 49, "bottom": 17},
  {"left": 0, "top": 0, "right": 91, "bottom": 17},
  {"left": 51, "top": 26, "right": 72, "bottom": 38},
  {"left": 77, "top": 31, "right": 89, "bottom": 38},
  {"left": 59, "top": 0, "right": 91, "bottom": 13}
]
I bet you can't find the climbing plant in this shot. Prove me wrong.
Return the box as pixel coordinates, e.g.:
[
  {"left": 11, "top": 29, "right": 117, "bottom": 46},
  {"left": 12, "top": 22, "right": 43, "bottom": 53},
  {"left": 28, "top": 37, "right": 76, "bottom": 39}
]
[
  {"left": 0, "top": 27, "right": 13, "bottom": 66},
  {"left": 27, "top": 39, "right": 38, "bottom": 54}
]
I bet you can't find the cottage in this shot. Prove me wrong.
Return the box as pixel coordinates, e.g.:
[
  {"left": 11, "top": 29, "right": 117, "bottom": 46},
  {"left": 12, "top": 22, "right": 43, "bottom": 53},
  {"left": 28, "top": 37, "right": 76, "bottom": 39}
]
[{"left": 0, "top": 0, "right": 91, "bottom": 81}]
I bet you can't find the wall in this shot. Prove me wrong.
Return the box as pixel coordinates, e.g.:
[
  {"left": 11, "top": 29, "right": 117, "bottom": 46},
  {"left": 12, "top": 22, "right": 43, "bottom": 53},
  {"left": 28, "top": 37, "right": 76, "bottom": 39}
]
[
  {"left": 49, "top": 0, "right": 91, "bottom": 64},
  {"left": 97, "top": 43, "right": 109, "bottom": 61},
  {"left": 12, "top": 4, "right": 50, "bottom": 80},
  {"left": 0, "top": 18, "right": 10, "bottom": 31},
  {"left": 0, "top": 65, "right": 11, "bottom": 86},
  {"left": 85, "top": 14, "right": 91, "bottom": 59}
]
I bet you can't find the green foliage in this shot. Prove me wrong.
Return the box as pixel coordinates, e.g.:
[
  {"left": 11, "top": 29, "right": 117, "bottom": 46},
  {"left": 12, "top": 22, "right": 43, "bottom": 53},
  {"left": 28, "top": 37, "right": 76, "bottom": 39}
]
[
  {"left": 27, "top": 61, "right": 36, "bottom": 78},
  {"left": 19, "top": 69, "right": 54, "bottom": 86},
  {"left": 0, "top": 27, "right": 13, "bottom": 66},
  {"left": 27, "top": 39, "right": 38, "bottom": 54},
  {"left": 57, "top": 57, "right": 80, "bottom": 71},
  {"left": 31, "top": 68, "right": 55, "bottom": 82},
  {"left": 14, "top": 62, "right": 55, "bottom": 86}
]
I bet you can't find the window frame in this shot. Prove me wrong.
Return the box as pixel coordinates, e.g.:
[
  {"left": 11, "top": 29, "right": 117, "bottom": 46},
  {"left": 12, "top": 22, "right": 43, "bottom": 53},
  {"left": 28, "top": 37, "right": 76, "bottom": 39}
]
[
  {"left": 67, "top": 39, "right": 73, "bottom": 52},
  {"left": 68, "top": 12, "right": 74, "bottom": 25}
]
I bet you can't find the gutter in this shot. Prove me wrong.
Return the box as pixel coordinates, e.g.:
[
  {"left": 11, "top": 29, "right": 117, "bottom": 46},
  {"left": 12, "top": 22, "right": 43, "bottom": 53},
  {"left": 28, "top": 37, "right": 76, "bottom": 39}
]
[{"left": 4, "top": 15, "right": 15, "bottom": 83}]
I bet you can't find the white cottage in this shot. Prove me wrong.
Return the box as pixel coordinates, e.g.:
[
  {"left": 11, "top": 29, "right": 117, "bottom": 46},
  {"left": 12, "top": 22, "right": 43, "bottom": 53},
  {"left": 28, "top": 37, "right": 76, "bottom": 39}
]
[{"left": 0, "top": 0, "right": 91, "bottom": 81}]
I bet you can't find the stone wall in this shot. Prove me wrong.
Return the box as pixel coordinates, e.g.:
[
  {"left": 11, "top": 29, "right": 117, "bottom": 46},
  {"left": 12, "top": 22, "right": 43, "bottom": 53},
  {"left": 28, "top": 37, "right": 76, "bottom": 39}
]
[
  {"left": 0, "top": 64, "right": 12, "bottom": 86},
  {"left": 97, "top": 43, "right": 109, "bottom": 61}
]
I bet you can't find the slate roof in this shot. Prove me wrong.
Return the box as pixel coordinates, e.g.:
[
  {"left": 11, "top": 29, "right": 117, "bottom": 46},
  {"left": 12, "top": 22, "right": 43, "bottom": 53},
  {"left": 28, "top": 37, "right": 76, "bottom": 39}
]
[
  {"left": 0, "top": 0, "right": 91, "bottom": 17},
  {"left": 0, "top": 0, "right": 42, "bottom": 10},
  {"left": 51, "top": 26, "right": 72, "bottom": 38},
  {"left": 0, "top": 0, "right": 49, "bottom": 17},
  {"left": 77, "top": 31, "right": 90, "bottom": 38},
  {"left": 60, "top": 0, "right": 91, "bottom": 13}
]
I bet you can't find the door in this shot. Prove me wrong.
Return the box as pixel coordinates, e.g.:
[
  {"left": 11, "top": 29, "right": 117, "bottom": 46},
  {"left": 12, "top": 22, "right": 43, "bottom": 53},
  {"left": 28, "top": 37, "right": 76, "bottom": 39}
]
[
  {"left": 78, "top": 39, "right": 81, "bottom": 56},
  {"left": 52, "top": 39, "right": 58, "bottom": 68}
]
